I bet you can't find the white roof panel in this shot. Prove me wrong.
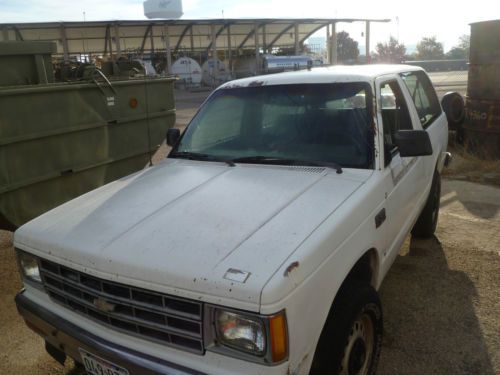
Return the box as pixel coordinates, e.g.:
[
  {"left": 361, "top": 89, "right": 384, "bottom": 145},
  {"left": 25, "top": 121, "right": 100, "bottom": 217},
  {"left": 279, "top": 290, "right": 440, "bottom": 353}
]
[
  {"left": 219, "top": 65, "right": 424, "bottom": 87},
  {"left": 0, "top": 18, "right": 389, "bottom": 56}
]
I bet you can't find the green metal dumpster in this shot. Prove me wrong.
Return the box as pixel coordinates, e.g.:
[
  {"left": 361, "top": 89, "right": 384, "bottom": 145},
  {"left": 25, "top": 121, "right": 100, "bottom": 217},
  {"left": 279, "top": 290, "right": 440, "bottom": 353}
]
[{"left": 0, "top": 41, "right": 176, "bottom": 229}]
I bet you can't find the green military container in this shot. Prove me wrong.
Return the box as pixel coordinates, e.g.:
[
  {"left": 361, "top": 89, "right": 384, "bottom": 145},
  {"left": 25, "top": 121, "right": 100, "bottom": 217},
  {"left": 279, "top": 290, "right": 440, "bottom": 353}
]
[
  {"left": 0, "top": 41, "right": 55, "bottom": 85},
  {"left": 0, "top": 41, "right": 176, "bottom": 230}
]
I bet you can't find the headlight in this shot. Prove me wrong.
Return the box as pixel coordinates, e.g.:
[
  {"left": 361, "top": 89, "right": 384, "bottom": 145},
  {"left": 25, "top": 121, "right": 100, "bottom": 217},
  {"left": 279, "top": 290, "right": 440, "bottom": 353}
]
[
  {"left": 212, "top": 308, "right": 288, "bottom": 364},
  {"left": 18, "top": 251, "right": 41, "bottom": 283},
  {"left": 216, "top": 310, "right": 266, "bottom": 355}
]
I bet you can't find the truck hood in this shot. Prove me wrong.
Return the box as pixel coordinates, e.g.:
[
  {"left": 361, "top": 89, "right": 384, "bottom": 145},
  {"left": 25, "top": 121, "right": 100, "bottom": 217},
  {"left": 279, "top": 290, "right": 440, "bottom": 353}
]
[{"left": 15, "top": 159, "right": 371, "bottom": 310}]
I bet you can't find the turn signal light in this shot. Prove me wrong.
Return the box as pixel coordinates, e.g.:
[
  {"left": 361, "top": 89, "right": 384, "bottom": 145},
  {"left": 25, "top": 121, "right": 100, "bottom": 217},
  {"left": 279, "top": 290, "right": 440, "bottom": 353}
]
[{"left": 269, "top": 312, "right": 288, "bottom": 362}]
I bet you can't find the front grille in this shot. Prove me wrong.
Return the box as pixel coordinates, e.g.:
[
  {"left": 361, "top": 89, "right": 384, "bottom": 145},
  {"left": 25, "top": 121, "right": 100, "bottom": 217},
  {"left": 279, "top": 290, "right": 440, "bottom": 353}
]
[{"left": 39, "top": 258, "right": 204, "bottom": 354}]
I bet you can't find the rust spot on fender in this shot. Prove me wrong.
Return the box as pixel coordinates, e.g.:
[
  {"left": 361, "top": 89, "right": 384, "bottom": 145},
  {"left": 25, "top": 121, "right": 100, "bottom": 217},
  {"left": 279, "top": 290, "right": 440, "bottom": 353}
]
[{"left": 284, "top": 261, "right": 300, "bottom": 277}]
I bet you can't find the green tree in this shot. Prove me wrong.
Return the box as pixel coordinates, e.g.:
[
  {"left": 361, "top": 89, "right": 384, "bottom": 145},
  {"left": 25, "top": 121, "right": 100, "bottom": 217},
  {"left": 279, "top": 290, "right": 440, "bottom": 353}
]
[
  {"left": 446, "top": 34, "right": 470, "bottom": 59},
  {"left": 446, "top": 47, "right": 467, "bottom": 59},
  {"left": 336, "top": 31, "right": 359, "bottom": 62},
  {"left": 458, "top": 34, "right": 470, "bottom": 50},
  {"left": 416, "top": 36, "right": 444, "bottom": 60},
  {"left": 375, "top": 37, "right": 406, "bottom": 63}
]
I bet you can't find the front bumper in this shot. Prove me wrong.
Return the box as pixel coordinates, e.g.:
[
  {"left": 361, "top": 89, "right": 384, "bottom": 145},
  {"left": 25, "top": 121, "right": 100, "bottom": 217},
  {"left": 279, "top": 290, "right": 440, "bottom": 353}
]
[{"left": 15, "top": 290, "right": 205, "bottom": 375}]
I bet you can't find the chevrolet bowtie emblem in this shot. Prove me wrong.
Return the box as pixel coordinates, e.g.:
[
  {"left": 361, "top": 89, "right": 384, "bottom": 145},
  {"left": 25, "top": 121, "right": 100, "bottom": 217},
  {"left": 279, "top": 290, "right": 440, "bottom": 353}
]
[{"left": 93, "top": 297, "right": 115, "bottom": 313}]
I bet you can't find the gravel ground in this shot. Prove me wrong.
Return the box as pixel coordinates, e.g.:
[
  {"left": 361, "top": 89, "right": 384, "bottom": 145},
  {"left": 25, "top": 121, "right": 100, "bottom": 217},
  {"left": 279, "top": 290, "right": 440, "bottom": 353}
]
[
  {"left": 1, "top": 89, "right": 499, "bottom": 374},
  {"left": 378, "top": 181, "right": 500, "bottom": 374}
]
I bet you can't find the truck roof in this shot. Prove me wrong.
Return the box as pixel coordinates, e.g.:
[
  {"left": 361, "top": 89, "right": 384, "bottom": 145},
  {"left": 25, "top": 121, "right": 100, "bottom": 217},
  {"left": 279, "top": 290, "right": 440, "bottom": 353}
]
[{"left": 219, "top": 64, "right": 424, "bottom": 88}]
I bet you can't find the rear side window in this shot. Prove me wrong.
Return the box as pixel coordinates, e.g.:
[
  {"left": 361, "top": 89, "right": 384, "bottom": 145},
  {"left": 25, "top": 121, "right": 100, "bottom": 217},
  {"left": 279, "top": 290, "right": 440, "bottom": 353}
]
[{"left": 400, "top": 71, "right": 441, "bottom": 128}]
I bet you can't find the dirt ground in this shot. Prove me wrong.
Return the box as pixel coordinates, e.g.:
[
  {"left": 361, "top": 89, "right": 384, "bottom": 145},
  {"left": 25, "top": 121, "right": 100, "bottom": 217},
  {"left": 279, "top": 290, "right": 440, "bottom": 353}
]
[
  {"left": 1, "top": 90, "right": 499, "bottom": 374},
  {"left": 378, "top": 180, "right": 500, "bottom": 374}
]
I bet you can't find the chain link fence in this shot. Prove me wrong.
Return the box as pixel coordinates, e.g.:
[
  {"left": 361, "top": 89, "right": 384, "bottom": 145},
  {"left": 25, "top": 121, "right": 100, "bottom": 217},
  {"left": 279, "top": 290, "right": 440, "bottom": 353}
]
[{"left": 428, "top": 70, "right": 468, "bottom": 99}]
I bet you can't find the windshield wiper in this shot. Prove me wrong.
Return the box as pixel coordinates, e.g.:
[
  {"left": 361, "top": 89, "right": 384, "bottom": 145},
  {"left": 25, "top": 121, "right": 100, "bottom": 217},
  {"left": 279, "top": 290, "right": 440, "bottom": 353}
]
[
  {"left": 231, "top": 156, "right": 343, "bottom": 174},
  {"left": 170, "top": 151, "right": 235, "bottom": 167}
]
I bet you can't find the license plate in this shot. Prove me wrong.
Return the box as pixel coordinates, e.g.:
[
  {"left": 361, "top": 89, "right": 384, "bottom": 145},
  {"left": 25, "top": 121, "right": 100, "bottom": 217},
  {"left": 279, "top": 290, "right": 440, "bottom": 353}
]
[{"left": 79, "top": 348, "right": 129, "bottom": 375}]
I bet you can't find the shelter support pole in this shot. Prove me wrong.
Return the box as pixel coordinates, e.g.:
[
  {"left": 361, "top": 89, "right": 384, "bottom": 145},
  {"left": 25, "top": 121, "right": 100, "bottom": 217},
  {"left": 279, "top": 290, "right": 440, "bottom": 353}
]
[
  {"left": 190, "top": 26, "right": 194, "bottom": 53},
  {"left": 326, "top": 24, "right": 330, "bottom": 64},
  {"left": 262, "top": 24, "right": 267, "bottom": 54},
  {"left": 365, "top": 21, "right": 371, "bottom": 63},
  {"left": 150, "top": 28, "right": 154, "bottom": 54},
  {"left": 331, "top": 22, "right": 337, "bottom": 65},
  {"left": 103, "top": 25, "right": 110, "bottom": 57},
  {"left": 140, "top": 25, "right": 152, "bottom": 55},
  {"left": 227, "top": 25, "right": 233, "bottom": 74},
  {"left": 254, "top": 23, "right": 260, "bottom": 74},
  {"left": 114, "top": 24, "right": 121, "bottom": 59},
  {"left": 211, "top": 24, "right": 218, "bottom": 85},
  {"left": 164, "top": 25, "right": 172, "bottom": 74},
  {"left": 294, "top": 23, "right": 300, "bottom": 55},
  {"left": 108, "top": 25, "right": 114, "bottom": 58},
  {"left": 211, "top": 24, "right": 217, "bottom": 59},
  {"left": 60, "top": 26, "right": 69, "bottom": 61}
]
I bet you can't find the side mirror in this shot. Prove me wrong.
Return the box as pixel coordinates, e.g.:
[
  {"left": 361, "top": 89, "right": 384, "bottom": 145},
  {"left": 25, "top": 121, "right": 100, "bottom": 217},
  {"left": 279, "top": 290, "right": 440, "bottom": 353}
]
[
  {"left": 394, "top": 130, "right": 433, "bottom": 157},
  {"left": 166, "top": 128, "right": 180, "bottom": 147},
  {"left": 441, "top": 92, "right": 465, "bottom": 130}
]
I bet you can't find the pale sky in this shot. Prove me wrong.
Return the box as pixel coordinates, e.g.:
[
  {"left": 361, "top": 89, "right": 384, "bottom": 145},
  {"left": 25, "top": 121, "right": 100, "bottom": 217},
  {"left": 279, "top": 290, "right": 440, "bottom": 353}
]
[{"left": 0, "top": 0, "right": 498, "bottom": 51}]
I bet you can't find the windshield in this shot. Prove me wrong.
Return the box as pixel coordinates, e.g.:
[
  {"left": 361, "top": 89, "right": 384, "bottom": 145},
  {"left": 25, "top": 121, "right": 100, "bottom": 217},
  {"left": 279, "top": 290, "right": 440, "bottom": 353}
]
[{"left": 172, "top": 83, "right": 375, "bottom": 169}]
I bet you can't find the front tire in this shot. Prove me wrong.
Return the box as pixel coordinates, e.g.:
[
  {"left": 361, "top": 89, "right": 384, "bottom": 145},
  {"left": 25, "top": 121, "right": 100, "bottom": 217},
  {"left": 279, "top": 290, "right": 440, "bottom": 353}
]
[
  {"left": 310, "top": 282, "right": 383, "bottom": 375},
  {"left": 412, "top": 170, "right": 441, "bottom": 238}
]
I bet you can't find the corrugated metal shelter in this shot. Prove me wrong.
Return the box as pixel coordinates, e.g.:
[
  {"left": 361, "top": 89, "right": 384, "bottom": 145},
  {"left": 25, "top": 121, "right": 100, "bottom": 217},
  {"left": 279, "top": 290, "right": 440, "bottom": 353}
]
[{"left": 0, "top": 18, "right": 390, "bottom": 71}]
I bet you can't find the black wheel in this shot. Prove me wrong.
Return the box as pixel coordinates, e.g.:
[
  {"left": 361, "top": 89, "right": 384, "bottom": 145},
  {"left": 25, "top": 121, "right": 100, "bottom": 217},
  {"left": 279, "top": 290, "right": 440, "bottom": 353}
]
[
  {"left": 310, "top": 282, "right": 383, "bottom": 375},
  {"left": 441, "top": 92, "right": 465, "bottom": 130},
  {"left": 412, "top": 170, "right": 441, "bottom": 238}
]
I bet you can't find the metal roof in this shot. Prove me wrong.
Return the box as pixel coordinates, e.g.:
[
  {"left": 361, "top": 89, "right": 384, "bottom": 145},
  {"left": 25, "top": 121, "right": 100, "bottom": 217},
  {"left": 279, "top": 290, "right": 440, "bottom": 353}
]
[{"left": 0, "top": 18, "right": 390, "bottom": 57}]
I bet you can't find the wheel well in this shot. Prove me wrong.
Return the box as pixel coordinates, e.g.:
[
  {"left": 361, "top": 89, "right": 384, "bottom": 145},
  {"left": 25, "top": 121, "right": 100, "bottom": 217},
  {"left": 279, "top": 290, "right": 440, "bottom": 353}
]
[
  {"left": 311, "top": 249, "right": 381, "bottom": 372},
  {"left": 321, "top": 249, "right": 379, "bottom": 330},
  {"left": 343, "top": 249, "right": 378, "bottom": 289}
]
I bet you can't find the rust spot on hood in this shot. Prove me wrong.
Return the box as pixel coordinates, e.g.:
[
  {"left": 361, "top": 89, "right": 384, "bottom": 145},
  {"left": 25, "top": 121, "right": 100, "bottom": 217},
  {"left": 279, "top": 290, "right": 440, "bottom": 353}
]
[{"left": 284, "top": 261, "right": 300, "bottom": 277}]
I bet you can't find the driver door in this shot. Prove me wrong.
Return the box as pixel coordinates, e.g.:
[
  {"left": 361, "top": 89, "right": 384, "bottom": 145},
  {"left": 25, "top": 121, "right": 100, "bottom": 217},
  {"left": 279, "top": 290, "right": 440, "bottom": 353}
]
[{"left": 376, "top": 76, "right": 426, "bottom": 273}]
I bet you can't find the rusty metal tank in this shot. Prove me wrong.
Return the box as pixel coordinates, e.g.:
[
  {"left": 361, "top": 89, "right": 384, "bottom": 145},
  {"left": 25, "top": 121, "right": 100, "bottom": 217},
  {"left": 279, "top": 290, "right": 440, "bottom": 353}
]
[
  {"left": 464, "top": 19, "right": 500, "bottom": 159},
  {"left": 0, "top": 41, "right": 176, "bottom": 230}
]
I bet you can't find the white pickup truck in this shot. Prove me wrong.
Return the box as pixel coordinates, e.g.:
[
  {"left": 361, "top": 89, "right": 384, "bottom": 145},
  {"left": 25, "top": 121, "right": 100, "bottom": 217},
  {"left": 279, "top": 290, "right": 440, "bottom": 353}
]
[{"left": 15, "top": 65, "right": 456, "bottom": 375}]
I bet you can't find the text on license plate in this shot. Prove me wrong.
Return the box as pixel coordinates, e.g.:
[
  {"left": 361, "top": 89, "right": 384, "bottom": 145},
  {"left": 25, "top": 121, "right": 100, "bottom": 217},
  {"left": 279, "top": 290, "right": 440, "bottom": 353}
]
[{"left": 79, "top": 348, "right": 129, "bottom": 375}]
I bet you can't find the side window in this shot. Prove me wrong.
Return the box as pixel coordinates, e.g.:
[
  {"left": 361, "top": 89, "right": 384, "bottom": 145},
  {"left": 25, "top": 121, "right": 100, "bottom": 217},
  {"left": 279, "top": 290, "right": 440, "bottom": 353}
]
[
  {"left": 400, "top": 71, "right": 442, "bottom": 128},
  {"left": 380, "top": 81, "right": 413, "bottom": 166}
]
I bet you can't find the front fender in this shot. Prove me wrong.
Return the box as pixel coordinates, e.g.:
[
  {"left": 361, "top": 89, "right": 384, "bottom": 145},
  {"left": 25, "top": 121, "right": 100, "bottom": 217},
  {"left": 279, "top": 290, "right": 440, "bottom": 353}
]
[{"left": 259, "top": 177, "right": 387, "bottom": 374}]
